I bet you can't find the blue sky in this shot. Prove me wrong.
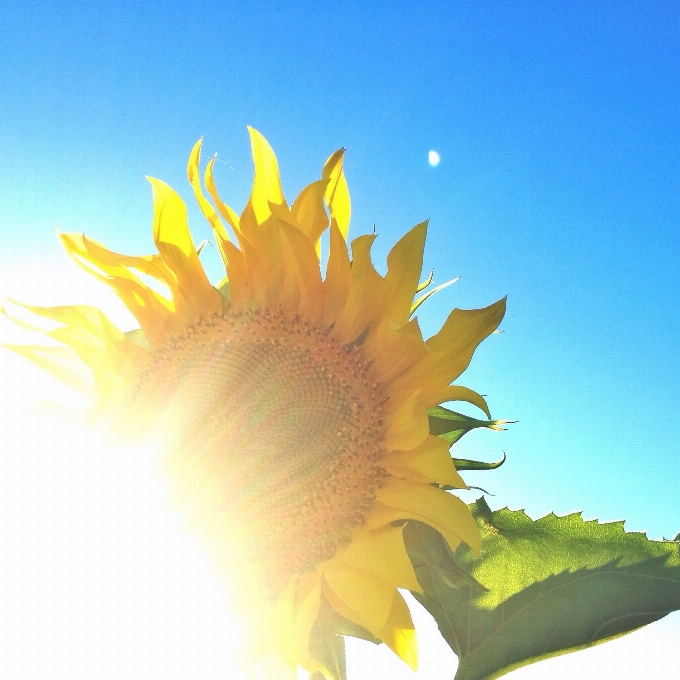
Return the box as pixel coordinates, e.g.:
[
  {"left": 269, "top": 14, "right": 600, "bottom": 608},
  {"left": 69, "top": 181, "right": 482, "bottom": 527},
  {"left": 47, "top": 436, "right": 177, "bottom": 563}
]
[{"left": 1, "top": 1, "right": 678, "bottom": 678}]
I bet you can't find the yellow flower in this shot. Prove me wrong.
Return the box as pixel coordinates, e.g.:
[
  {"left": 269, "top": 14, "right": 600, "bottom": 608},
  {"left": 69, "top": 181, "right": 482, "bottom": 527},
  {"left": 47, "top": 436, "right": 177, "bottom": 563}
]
[{"left": 4, "top": 128, "right": 505, "bottom": 676}]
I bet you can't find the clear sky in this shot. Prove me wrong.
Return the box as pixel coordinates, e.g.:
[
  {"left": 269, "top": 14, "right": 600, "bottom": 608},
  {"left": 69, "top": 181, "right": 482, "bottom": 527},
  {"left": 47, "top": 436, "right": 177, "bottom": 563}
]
[{"left": 1, "top": 1, "right": 678, "bottom": 678}]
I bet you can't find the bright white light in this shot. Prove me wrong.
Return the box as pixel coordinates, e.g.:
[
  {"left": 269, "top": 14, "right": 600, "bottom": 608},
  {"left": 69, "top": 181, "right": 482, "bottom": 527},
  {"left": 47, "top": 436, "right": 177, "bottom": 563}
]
[
  {"left": 428, "top": 150, "right": 440, "bottom": 167},
  {"left": 0, "top": 261, "right": 248, "bottom": 680}
]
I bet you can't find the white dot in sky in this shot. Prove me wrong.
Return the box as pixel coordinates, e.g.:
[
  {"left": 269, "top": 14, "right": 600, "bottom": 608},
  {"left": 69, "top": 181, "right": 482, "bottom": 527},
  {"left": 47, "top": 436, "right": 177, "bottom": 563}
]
[{"left": 428, "top": 150, "right": 440, "bottom": 166}]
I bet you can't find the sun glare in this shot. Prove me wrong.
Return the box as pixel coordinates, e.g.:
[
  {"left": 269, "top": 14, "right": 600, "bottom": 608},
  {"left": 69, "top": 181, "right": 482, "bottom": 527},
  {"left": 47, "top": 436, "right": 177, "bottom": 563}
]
[{"left": 0, "top": 262, "right": 248, "bottom": 680}]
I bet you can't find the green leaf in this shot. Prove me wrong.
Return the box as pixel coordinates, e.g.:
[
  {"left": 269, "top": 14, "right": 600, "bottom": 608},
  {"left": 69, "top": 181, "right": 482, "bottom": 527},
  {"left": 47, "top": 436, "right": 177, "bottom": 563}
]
[{"left": 409, "top": 498, "right": 680, "bottom": 680}]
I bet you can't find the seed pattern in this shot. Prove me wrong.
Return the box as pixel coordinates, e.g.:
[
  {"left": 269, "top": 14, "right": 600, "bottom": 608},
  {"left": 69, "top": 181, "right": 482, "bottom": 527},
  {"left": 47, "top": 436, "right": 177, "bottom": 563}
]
[{"left": 130, "top": 308, "right": 386, "bottom": 590}]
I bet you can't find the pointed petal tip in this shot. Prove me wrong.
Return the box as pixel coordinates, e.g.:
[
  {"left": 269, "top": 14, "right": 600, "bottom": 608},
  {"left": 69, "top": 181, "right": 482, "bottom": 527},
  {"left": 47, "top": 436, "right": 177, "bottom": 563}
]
[{"left": 247, "top": 125, "right": 266, "bottom": 141}]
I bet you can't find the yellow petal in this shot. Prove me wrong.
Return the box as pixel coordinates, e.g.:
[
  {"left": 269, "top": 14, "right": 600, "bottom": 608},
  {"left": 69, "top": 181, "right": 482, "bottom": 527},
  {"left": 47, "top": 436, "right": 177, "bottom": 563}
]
[
  {"left": 256, "top": 215, "right": 301, "bottom": 313},
  {"left": 291, "top": 179, "right": 330, "bottom": 257},
  {"left": 247, "top": 126, "right": 287, "bottom": 224},
  {"left": 383, "top": 435, "right": 466, "bottom": 488},
  {"left": 383, "top": 221, "right": 427, "bottom": 328},
  {"left": 378, "top": 590, "right": 418, "bottom": 671},
  {"left": 17, "top": 303, "right": 149, "bottom": 399},
  {"left": 148, "top": 176, "right": 223, "bottom": 317},
  {"left": 322, "top": 149, "right": 351, "bottom": 239},
  {"left": 221, "top": 239, "right": 251, "bottom": 309},
  {"left": 371, "top": 477, "right": 481, "bottom": 554},
  {"left": 59, "top": 231, "right": 176, "bottom": 346},
  {"left": 320, "top": 575, "right": 364, "bottom": 627},
  {"left": 332, "top": 234, "right": 385, "bottom": 344},
  {"left": 279, "top": 219, "right": 324, "bottom": 324},
  {"left": 187, "top": 138, "right": 231, "bottom": 272},
  {"left": 342, "top": 525, "right": 421, "bottom": 593},
  {"left": 70, "top": 237, "right": 176, "bottom": 291},
  {"left": 274, "top": 571, "right": 322, "bottom": 669},
  {"left": 236, "top": 228, "right": 276, "bottom": 308},
  {"left": 320, "top": 220, "right": 351, "bottom": 327},
  {"left": 205, "top": 155, "right": 241, "bottom": 233},
  {"left": 322, "top": 559, "right": 396, "bottom": 637},
  {"left": 419, "top": 384, "right": 491, "bottom": 418},
  {"left": 383, "top": 389, "right": 430, "bottom": 451},
  {"left": 293, "top": 572, "right": 323, "bottom": 668},
  {"left": 391, "top": 298, "right": 506, "bottom": 392},
  {"left": 362, "top": 316, "right": 426, "bottom": 384}
]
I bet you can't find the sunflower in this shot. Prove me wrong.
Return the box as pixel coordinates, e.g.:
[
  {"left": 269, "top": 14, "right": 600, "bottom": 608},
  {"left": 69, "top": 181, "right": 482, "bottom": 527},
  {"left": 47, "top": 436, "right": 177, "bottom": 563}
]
[{"left": 4, "top": 128, "right": 505, "bottom": 678}]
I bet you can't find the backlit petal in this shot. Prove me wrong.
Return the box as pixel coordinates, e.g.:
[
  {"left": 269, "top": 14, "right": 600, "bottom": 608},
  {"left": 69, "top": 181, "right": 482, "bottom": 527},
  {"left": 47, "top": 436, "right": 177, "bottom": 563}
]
[
  {"left": 322, "top": 559, "right": 396, "bottom": 637},
  {"left": 205, "top": 155, "right": 241, "bottom": 234},
  {"left": 372, "top": 477, "right": 481, "bottom": 554},
  {"left": 148, "top": 176, "right": 222, "bottom": 317},
  {"left": 187, "top": 138, "right": 231, "bottom": 272},
  {"left": 362, "top": 317, "right": 426, "bottom": 384},
  {"left": 383, "top": 435, "right": 466, "bottom": 488},
  {"left": 247, "top": 126, "right": 287, "bottom": 224},
  {"left": 420, "top": 384, "right": 491, "bottom": 418},
  {"left": 332, "top": 234, "right": 385, "bottom": 344},
  {"left": 391, "top": 298, "right": 506, "bottom": 392},
  {"left": 322, "top": 149, "right": 351, "bottom": 239},
  {"left": 320, "top": 221, "right": 351, "bottom": 327},
  {"left": 378, "top": 590, "right": 418, "bottom": 670},
  {"left": 342, "top": 525, "right": 421, "bottom": 593},
  {"left": 383, "top": 389, "right": 430, "bottom": 451},
  {"left": 59, "top": 231, "right": 176, "bottom": 346},
  {"left": 291, "top": 179, "right": 330, "bottom": 257},
  {"left": 383, "top": 221, "right": 427, "bottom": 328}
]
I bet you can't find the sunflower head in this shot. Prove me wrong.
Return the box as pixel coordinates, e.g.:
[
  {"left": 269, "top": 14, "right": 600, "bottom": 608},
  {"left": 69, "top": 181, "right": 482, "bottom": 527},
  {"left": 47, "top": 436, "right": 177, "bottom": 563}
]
[{"left": 4, "top": 128, "right": 506, "bottom": 677}]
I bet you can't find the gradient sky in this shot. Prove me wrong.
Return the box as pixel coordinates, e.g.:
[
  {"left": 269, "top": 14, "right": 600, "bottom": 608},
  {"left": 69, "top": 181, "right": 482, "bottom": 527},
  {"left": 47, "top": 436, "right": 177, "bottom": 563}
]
[{"left": 1, "top": 2, "right": 678, "bottom": 678}]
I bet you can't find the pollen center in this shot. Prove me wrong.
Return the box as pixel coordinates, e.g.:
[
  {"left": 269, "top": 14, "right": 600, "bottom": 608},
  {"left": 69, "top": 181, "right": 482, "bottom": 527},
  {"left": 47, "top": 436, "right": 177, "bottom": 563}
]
[{"left": 131, "top": 309, "right": 385, "bottom": 587}]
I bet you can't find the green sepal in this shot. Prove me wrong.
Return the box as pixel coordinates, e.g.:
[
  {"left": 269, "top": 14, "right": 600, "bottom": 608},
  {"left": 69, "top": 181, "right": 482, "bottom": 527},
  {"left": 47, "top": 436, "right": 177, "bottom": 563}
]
[
  {"left": 308, "top": 631, "right": 346, "bottom": 680},
  {"left": 404, "top": 521, "right": 487, "bottom": 592},
  {"left": 217, "top": 277, "right": 230, "bottom": 299},
  {"left": 416, "top": 269, "right": 434, "bottom": 293},
  {"left": 411, "top": 276, "right": 459, "bottom": 316},
  {"left": 411, "top": 497, "right": 680, "bottom": 680},
  {"left": 124, "top": 329, "right": 151, "bottom": 351},
  {"left": 428, "top": 406, "right": 504, "bottom": 446},
  {"left": 451, "top": 453, "right": 506, "bottom": 472}
]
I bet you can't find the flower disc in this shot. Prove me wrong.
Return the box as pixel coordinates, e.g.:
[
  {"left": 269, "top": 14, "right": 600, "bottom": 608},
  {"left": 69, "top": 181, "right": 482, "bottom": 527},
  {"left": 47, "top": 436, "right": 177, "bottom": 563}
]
[{"left": 132, "top": 308, "right": 386, "bottom": 587}]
